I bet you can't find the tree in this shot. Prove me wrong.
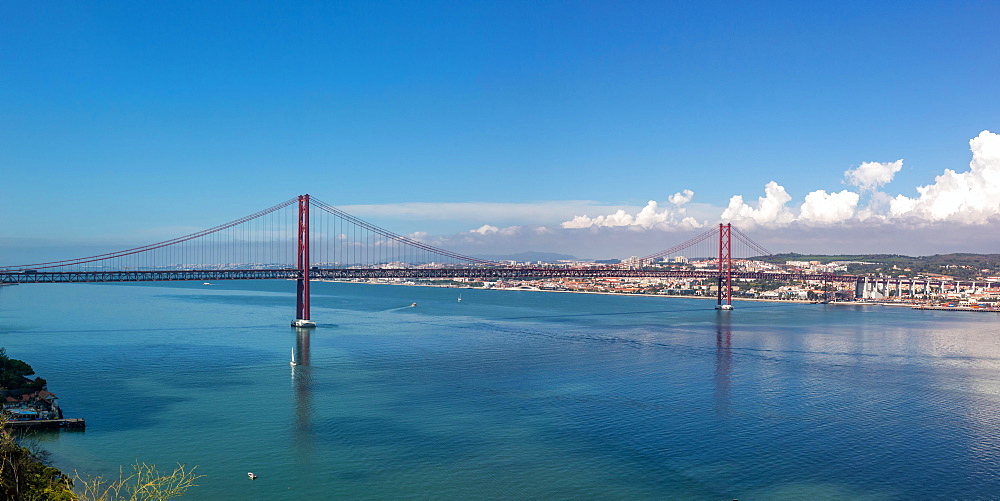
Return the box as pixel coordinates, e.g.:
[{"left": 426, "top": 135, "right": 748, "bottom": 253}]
[
  {"left": 0, "top": 349, "right": 36, "bottom": 390},
  {"left": 0, "top": 416, "right": 76, "bottom": 500},
  {"left": 1, "top": 415, "right": 202, "bottom": 500}
]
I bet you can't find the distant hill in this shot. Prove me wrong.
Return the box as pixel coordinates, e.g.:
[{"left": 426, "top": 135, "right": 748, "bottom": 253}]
[
  {"left": 762, "top": 252, "right": 1000, "bottom": 280},
  {"left": 476, "top": 251, "right": 579, "bottom": 263}
]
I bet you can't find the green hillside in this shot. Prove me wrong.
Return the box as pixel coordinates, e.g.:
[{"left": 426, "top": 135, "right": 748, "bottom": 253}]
[{"left": 760, "top": 253, "right": 1000, "bottom": 280}]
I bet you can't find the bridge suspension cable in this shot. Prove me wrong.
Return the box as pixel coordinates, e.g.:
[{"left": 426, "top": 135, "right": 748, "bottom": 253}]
[
  {"left": 1, "top": 194, "right": 775, "bottom": 280},
  {"left": 731, "top": 226, "right": 772, "bottom": 257},
  {"left": 2, "top": 198, "right": 300, "bottom": 271},
  {"left": 639, "top": 227, "right": 718, "bottom": 261},
  {"left": 309, "top": 197, "right": 498, "bottom": 266},
  {"left": 638, "top": 224, "right": 771, "bottom": 264}
]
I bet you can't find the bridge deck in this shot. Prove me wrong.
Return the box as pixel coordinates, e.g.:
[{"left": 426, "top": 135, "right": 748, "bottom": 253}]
[{"left": 0, "top": 268, "right": 858, "bottom": 284}]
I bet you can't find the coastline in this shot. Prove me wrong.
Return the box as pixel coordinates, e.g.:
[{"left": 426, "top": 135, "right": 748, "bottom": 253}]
[
  {"left": 312, "top": 279, "right": 815, "bottom": 305},
  {"left": 312, "top": 279, "right": 1000, "bottom": 311}
]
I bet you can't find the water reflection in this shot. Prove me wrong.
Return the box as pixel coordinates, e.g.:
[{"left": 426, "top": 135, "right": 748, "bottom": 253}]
[
  {"left": 292, "top": 327, "right": 314, "bottom": 464},
  {"left": 714, "top": 311, "right": 732, "bottom": 417},
  {"left": 294, "top": 326, "right": 312, "bottom": 367}
]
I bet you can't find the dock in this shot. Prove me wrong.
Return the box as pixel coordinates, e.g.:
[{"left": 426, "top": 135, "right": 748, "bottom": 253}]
[
  {"left": 5, "top": 418, "right": 85, "bottom": 430},
  {"left": 912, "top": 305, "right": 1000, "bottom": 312}
]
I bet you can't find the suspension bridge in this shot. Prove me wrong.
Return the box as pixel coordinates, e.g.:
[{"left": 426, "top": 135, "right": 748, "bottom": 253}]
[{"left": 0, "top": 194, "right": 976, "bottom": 326}]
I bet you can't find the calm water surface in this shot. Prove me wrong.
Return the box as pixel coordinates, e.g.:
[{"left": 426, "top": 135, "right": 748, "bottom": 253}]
[{"left": 2, "top": 281, "right": 1000, "bottom": 499}]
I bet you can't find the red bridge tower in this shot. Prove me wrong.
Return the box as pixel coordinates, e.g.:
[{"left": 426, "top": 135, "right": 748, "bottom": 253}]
[
  {"left": 292, "top": 194, "right": 316, "bottom": 328},
  {"left": 716, "top": 223, "right": 733, "bottom": 310}
]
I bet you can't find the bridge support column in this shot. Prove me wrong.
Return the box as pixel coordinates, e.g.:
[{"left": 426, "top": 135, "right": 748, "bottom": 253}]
[
  {"left": 292, "top": 194, "right": 316, "bottom": 328},
  {"left": 715, "top": 223, "right": 733, "bottom": 310}
]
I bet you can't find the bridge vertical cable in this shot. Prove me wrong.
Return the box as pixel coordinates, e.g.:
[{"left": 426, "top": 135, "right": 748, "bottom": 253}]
[
  {"left": 307, "top": 197, "right": 498, "bottom": 269},
  {"left": 0, "top": 198, "right": 302, "bottom": 273}
]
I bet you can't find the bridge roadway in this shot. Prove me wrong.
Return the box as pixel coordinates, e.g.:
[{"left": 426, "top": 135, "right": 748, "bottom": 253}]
[{"left": 0, "top": 268, "right": 859, "bottom": 284}]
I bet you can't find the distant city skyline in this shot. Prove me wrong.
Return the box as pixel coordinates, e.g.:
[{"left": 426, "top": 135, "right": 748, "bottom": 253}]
[{"left": 2, "top": 1, "right": 999, "bottom": 259}]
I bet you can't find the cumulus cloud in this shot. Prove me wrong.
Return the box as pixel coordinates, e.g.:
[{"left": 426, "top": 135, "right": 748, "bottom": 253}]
[
  {"left": 668, "top": 189, "right": 694, "bottom": 205},
  {"left": 717, "top": 130, "right": 1000, "bottom": 229},
  {"left": 560, "top": 191, "right": 703, "bottom": 230},
  {"left": 798, "top": 189, "right": 860, "bottom": 225},
  {"left": 470, "top": 225, "right": 499, "bottom": 235},
  {"left": 470, "top": 224, "right": 523, "bottom": 236},
  {"left": 720, "top": 181, "right": 795, "bottom": 228},
  {"left": 889, "top": 130, "right": 1000, "bottom": 223},
  {"left": 844, "top": 160, "right": 903, "bottom": 191},
  {"left": 395, "top": 130, "right": 1000, "bottom": 256},
  {"left": 561, "top": 208, "right": 636, "bottom": 229}
]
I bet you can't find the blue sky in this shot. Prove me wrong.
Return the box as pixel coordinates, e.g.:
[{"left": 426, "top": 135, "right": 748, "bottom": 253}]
[{"left": 2, "top": 1, "right": 1000, "bottom": 259}]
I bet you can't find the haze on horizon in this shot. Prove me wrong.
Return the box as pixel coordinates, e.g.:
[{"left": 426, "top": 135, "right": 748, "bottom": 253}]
[{"left": 2, "top": 1, "right": 999, "bottom": 262}]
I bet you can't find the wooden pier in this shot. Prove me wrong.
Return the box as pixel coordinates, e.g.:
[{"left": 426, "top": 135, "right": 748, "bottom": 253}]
[{"left": 5, "top": 418, "right": 85, "bottom": 430}]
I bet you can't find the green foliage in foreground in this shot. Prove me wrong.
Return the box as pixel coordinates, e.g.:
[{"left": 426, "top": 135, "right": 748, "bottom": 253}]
[
  {"left": 75, "top": 462, "right": 203, "bottom": 501},
  {"left": 1, "top": 416, "right": 201, "bottom": 500},
  {"left": 0, "top": 418, "right": 75, "bottom": 500}
]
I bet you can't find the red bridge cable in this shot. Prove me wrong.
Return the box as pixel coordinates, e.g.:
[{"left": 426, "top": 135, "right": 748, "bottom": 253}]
[
  {"left": 309, "top": 197, "right": 501, "bottom": 266},
  {"left": 730, "top": 226, "right": 772, "bottom": 257},
  {"left": 639, "top": 227, "right": 718, "bottom": 261},
  {"left": 4, "top": 197, "right": 299, "bottom": 270}
]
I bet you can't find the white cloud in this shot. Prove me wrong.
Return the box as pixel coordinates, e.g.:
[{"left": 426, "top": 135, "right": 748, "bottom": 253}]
[
  {"left": 470, "top": 225, "right": 499, "bottom": 235},
  {"left": 561, "top": 210, "right": 635, "bottom": 228},
  {"left": 559, "top": 191, "right": 703, "bottom": 230},
  {"left": 798, "top": 189, "right": 860, "bottom": 225},
  {"left": 719, "top": 131, "right": 1000, "bottom": 229},
  {"left": 469, "top": 224, "right": 522, "bottom": 236},
  {"left": 668, "top": 189, "right": 694, "bottom": 205},
  {"left": 333, "top": 131, "right": 1000, "bottom": 256},
  {"left": 561, "top": 215, "right": 598, "bottom": 229},
  {"left": 889, "top": 130, "right": 1000, "bottom": 223},
  {"left": 844, "top": 160, "right": 903, "bottom": 191},
  {"left": 720, "top": 181, "right": 794, "bottom": 228}
]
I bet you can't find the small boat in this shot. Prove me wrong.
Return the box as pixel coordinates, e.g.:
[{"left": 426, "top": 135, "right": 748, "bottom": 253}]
[
  {"left": 290, "top": 349, "right": 298, "bottom": 366},
  {"left": 458, "top": 294, "right": 462, "bottom": 303},
  {"left": 410, "top": 302, "right": 417, "bottom": 307},
  {"left": 248, "top": 472, "right": 257, "bottom": 480},
  {"left": 203, "top": 282, "right": 211, "bottom": 285}
]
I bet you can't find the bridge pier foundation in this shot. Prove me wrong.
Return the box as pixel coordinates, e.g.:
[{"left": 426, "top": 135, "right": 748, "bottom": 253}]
[{"left": 291, "top": 274, "right": 315, "bottom": 327}]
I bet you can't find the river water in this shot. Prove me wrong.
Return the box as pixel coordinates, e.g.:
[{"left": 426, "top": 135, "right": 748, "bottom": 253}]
[{"left": 2, "top": 280, "right": 1000, "bottom": 499}]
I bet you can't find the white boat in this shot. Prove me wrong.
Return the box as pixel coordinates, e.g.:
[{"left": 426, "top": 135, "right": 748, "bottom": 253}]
[
  {"left": 248, "top": 472, "right": 257, "bottom": 480},
  {"left": 290, "top": 349, "right": 298, "bottom": 366},
  {"left": 458, "top": 294, "right": 462, "bottom": 303}
]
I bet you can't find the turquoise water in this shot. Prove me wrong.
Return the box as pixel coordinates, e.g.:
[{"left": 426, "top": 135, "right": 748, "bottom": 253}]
[{"left": 3, "top": 281, "right": 1000, "bottom": 499}]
